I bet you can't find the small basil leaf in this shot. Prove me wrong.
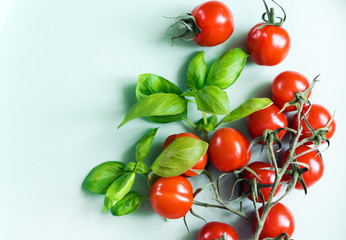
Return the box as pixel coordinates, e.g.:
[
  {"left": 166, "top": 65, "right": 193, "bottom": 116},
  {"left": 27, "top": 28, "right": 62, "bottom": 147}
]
[
  {"left": 151, "top": 137, "right": 208, "bottom": 177},
  {"left": 186, "top": 51, "right": 207, "bottom": 91},
  {"left": 196, "top": 115, "right": 218, "bottom": 131},
  {"left": 118, "top": 93, "right": 188, "bottom": 128},
  {"left": 111, "top": 192, "right": 142, "bottom": 216},
  {"left": 82, "top": 161, "right": 125, "bottom": 194},
  {"left": 136, "top": 74, "right": 182, "bottom": 101},
  {"left": 223, "top": 98, "right": 273, "bottom": 123},
  {"left": 124, "top": 162, "right": 136, "bottom": 172},
  {"left": 103, "top": 172, "right": 135, "bottom": 212},
  {"left": 134, "top": 161, "right": 150, "bottom": 174},
  {"left": 195, "top": 86, "right": 230, "bottom": 115},
  {"left": 181, "top": 90, "right": 198, "bottom": 97},
  {"left": 147, "top": 112, "right": 186, "bottom": 124},
  {"left": 135, "top": 128, "right": 158, "bottom": 162},
  {"left": 207, "top": 48, "right": 248, "bottom": 90}
]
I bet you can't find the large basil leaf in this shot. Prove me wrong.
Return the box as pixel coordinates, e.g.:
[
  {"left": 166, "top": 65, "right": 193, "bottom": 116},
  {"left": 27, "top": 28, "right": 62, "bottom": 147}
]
[
  {"left": 151, "top": 137, "right": 208, "bottom": 177},
  {"left": 136, "top": 74, "right": 185, "bottom": 123},
  {"left": 118, "top": 93, "right": 187, "bottom": 128},
  {"left": 82, "top": 161, "right": 125, "bottom": 194},
  {"left": 207, "top": 48, "right": 248, "bottom": 90},
  {"left": 195, "top": 86, "right": 230, "bottom": 115},
  {"left": 186, "top": 51, "right": 207, "bottom": 91},
  {"left": 111, "top": 192, "right": 142, "bottom": 216},
  {"left": 223, "top": 98, "right": 272, "bottom": 123},
  {"left": 136, "top": 74, "right": 182, "bottom": 100},
  {"left": 103, "top": 172, "right": 135, "bottom": 212},
  {"left": 135, "top": 128, "right": 158, "bottom": 162}
]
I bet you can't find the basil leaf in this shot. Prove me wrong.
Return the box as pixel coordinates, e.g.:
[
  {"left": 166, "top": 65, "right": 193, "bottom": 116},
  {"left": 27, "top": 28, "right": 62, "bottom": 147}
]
[
  {"left": 103, "top": 172, "right": 135, "bottom": 212},
  {"left": 223, "top": 98, "right": 273, "bottom": 123},
  {"left": 136, "top": 74, "right": 185, "bottom": 124},
  {"left": 181, "top": 90, "right": 198, "bottom": 97},
  {"left": 82, "top": 161, "right": 125, "bottom": 194},
  {"left": 111, "top": 192, "right": 142, "bottom": 216},
  {"left": 196, "top": 115, "right": 218, "bottom": 132},
  {"left": 135, "top": 128, "right": 158, "bottom": 162},
  {"left": 186, "top": 51, "right": 207, "bottom": 91},
  {"left": 118, "top": 93, "right": 187, "bottom": 128},
  {"left": 151, "top": 137, "right": 208, "bottom": 177},
  {"left": 207, "top": 48, "right": 248, "bottom": 90},
  {"left": 195, "top": 86, "right": 230, "bottom": 115},
  {"left": 136, "top": 74, "right": 182, "bottom": 101}
]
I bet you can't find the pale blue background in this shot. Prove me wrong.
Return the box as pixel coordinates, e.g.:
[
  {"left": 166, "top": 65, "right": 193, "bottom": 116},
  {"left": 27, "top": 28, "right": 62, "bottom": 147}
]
[{"left": 1, "top": 0, "right": 345, "bottom": 239}]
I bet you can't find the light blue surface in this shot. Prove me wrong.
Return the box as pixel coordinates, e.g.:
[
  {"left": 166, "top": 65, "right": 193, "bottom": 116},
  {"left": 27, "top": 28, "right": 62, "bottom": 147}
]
[{"left": 1, "top": 0, "right": 346, "bottom": 239}]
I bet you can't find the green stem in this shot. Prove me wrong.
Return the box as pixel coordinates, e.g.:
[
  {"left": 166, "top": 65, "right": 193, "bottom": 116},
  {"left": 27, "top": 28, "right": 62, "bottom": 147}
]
[
  {"left": 253, "top": 103, "right": 304, "bottom": 240},
  {"left": 182, "top": 117, "right": 197, "bottom": 129},
  {"left": 193, "top": 200, "right": 248, "bottom": 219}
]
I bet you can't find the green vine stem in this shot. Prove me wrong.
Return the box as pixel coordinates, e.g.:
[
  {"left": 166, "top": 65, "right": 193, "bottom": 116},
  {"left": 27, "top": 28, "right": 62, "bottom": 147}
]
[{"left": 253, "top": 102, "right": 304, "bottom": 240}]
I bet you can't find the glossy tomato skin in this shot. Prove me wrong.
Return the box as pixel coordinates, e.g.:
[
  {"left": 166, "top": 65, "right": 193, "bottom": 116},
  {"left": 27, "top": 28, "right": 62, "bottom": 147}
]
[
  {"left": 271, "top": 71, "right": 311, "bottom": 112},
  {"left": 163, "top": 133, "right": 208, "bottom": 177},
  {"left": 242, "top": 161, "right": 281, "bottom": 202},
  {"left": 209, "top": 128, "right": 251, "bottom": 172},
  {"left": 247, "top": 104, "right": 288, "bottom": 141},
  {"left": 198, "top": 221, "right": 239, "bottom": 240},
  {"left": 247, "top": 23, "right": 290, "bottom": 66},
  {"left": 252, "top": 203, "right": 295, "bottom": 240},
  {"left": 149, "top": 176, "right": 193, "bottom": 219},
  {"left": 191, "top": 1, "right": 234, "bottom": 47},
  {"left": 281, "top": 145, "right": 324, "bottom": 189},
  {"left": 291, "top": 104, "right": 336, "bottom": 141}
]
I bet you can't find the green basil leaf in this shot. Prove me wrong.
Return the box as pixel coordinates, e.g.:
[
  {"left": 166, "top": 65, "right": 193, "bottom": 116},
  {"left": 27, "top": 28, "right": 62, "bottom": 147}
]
[
  {"left": 135, "top": 128, "right": 158, "bottom": 162},
  {"left": 118, "top": 93, "right": 187, "bottom": 128},
  {"left": 196, "top": 115, "right": 218, "bottom": 132},
  {"left": 111, "top": 192, "right": 142, "bottom": 216},
  {"left": 136, "top": 74, "right": 185, "bottom": 124},
  {"left": 136, "top": 74, "right": 182, "bottom": 101},
  {"left": 82, "top": 161, "right": 125, "bottom": 194},
  {"left": 195, "top": 86, "right": 230, "bottom": 115},
  {"left": 151, "top": 137, "right": 208, "bottom": 177},
  {"left": 135, "top": 161, "right": 150, "bottom": 174},
  {"left": 186, "top": 51, "right": 207, "bottom": 91},
  {"left": 223, "top": 98, "right": 273, "bottom": 123},
  {"left": 103, "top": 172, "right": 135, "bottom": 212},
  {"left": 207, "top": 48, "right": 248, "bottom": 90},
  {"left": 124, "top": 162, "right": 136, "bottom": 172},
  {"left": 181, "top": 90, "right": 198, "bottom": 97}
]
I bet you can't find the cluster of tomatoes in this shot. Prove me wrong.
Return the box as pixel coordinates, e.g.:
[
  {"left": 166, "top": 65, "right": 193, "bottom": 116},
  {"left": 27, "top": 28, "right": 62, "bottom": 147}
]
[{"left": 149, "top": 69, "right": 335, "bottom": 240}]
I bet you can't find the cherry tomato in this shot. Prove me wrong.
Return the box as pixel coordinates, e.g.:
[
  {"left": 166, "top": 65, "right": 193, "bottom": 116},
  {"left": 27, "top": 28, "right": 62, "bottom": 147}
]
[
  {"left": 149, "top": 176, "right": 193, "bottom": 219},
  {"left": 247, "top": 23, "right": 290, "bottom": 66},
  {"left": 198, "top": 221, "right": 239, "bottom": 240},
  {"left": 209, "top": 128, "right": 251, "bottom": 172},
  {"left": 163, "top": 133, "right": 208, "bottom": 177},
  {"left": 191, "top": 1, "right": 234, "bottom": 46},
  {"left": 291, "top": 104, "right": 336, "bottom": 141},
  {"left": 281, "top": 145, "right": 324, "bottom": 189},
  {"left": 271, "top": 71, "right": 311, "bottom": 112},
  {"left": 242, "top": 161, "right": 281, "bottom": 203},
  {"left": 252, "top": 203, "right": 295, "bottom": 240},
  {"left": 247, "top": 104, "right": 288, "bottom": 141}
]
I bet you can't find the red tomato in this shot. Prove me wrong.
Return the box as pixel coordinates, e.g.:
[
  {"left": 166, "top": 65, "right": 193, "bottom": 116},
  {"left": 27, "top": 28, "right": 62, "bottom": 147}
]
[
  {"left": 281, "top": 145, "right": 324, "bottom": 189},
  {"left": 247, "top": 23, "right": 290, "bottom": 66},
  {"left": 149, "top": 176, "right": 193, "bottom": 219},
  {"left": 191, "top": 1, "right": 234, "bottom": 46},
  {"left": 252, "top": 203, "right": 295, "bottom": 240},
  {"left": 198, "top": 221, "right": 239, "bottom": 240},
  {"left": 163, "top": 133, "right": 208, "bottom": 177},
  {"left": 242, "top": 161, "right": 281, "bottom": 203},
  {"left": 271, "top": 71, "right": 311, "bottom": 112},
  {"left": 291, "top": 104, "right": 336, "bottom": 141},
  {"left": 247, "top": 104, "right": 288, "bottom": 142},
  {"left": 209, "top": 128, "right": 251, "bottom": 172}
]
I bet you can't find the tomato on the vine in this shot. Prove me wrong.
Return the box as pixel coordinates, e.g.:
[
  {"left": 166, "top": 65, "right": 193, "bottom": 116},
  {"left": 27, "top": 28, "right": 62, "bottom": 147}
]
[
  {"left": 247, "top": 23, "right": 290, "bottom": 66},
  {"left": 197, "top": 221, "right": 239, "bottom": 240},
  {"left": 252, "top": 203, "right": 295, "bottom": 240},
  {"left": 292, "top": 104, "right": 336, "bottom": 141},
  {"left": 149, "top": 176, "right": 193, "bottom": 219},
  {"left": 209, "top": 128, "right": 251, "bottom": 172},
  {"left": 247, "top": 104, "right": 288, "bottom": 141},
  {"left": 281, "top": 145, "right": 324, "bottom": 189},
  {"left": 271, "top": 71, "right": 311, "bottom": 112},
  {"left": 242, "top": 161, "right": 281, "bottom": 203},
  {"left": 191, "top": 1, "right": 234, "bottom": 47},
  {"left": 163, "top": 133, "right": 208, "bottom": 177}
]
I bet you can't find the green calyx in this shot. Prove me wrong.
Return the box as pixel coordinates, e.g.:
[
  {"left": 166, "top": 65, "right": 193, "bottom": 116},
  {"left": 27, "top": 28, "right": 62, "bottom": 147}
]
[
  {"left": 259, "top": 0, "right": 287, "bottom": 28},
  {"left": 167, "top": 13, "right": 201, "bottom": 43}
]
